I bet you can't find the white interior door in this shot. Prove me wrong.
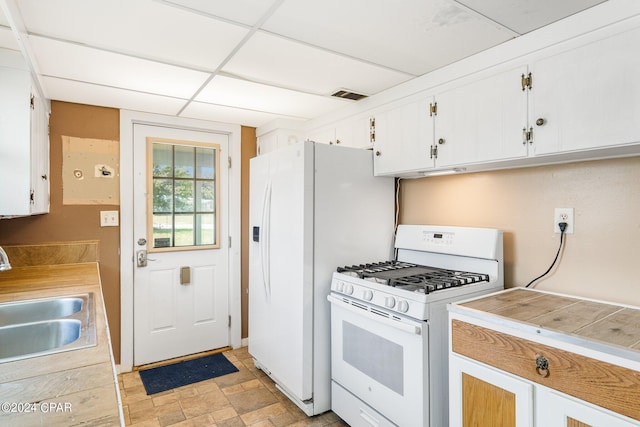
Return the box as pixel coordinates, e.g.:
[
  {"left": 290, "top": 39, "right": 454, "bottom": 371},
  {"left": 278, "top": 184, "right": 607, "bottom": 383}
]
[{"left": 133, "top": 123, "right": 230, "bottom": 366}]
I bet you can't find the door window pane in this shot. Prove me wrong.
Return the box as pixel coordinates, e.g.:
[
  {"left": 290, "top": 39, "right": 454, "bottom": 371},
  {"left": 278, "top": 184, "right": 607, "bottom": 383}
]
[
  {"left": 196, "top": 147, "right": 215, "bottom": 179},
  {"left": 148, "top": 139, "right": 220, "bottom": 250},
  {"left": 174, "top": 145, "right": 194, "bottom": 178},
  {"left": 196, "top": 214, "right": 215, "bottom": 245},
  {"left": 152, "top": 214, "right": 173, "bottom": 248},
  {"left": 152, "top": 144, "right": 173, "bottom": 177},
  {"left": 174, "top": 180, "right": 194, "bottom": 212}
]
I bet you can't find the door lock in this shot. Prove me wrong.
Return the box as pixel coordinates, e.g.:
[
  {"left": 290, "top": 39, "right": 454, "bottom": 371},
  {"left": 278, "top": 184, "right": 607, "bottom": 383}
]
[{"left": 137, "top": 250, "right": 148, "bottom": 267}]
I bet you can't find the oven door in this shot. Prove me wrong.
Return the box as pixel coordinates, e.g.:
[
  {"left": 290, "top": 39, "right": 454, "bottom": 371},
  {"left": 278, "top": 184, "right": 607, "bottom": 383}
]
[{"left": 328, "top": 294, "right": 428, "bottom": 427}]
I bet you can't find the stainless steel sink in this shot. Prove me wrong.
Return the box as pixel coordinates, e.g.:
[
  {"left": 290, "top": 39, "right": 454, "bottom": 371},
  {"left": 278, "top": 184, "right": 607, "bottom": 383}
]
[
  {"left": 0, "top": 319, "right": 82, "bottom": 360},
  {"left": 0, "top": 296, "right": 84, "bottom": 327},
  {"left": 0, "top": 294, "right": 96, "bottom": 363}
]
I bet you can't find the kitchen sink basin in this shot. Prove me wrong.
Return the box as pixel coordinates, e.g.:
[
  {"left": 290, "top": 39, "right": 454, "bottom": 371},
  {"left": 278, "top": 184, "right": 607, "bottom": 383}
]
[
  {"left": 0, "top": 294, "right": 96, "bottom": 363},
  {"left": 0, "top": 296, "right": 84, "bottom": 327},
  {"left": 0, "top": 319, "right": 82, "bottom": 360}
]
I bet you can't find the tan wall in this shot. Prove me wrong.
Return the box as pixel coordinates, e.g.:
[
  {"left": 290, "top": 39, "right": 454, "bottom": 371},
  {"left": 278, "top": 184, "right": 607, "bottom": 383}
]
[
  {"left": 399, "top": 156, "right": 640, "bottom": 306},
  {"left": 241, "top": 127, "right": 257, "bottom": 339},
  {"left": 0, "top": 100, "right": 257, "bottom": 359},
  {"left": 0, "top": 101, "right": 122, "bottom": 361}
]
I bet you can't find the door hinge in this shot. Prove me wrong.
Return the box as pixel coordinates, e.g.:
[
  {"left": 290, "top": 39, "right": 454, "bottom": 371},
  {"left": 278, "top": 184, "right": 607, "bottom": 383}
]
[
  {"left": 429, "top": 102, "right": 438, "bottom": 117},
  {"left": 228, "top": 156, "right": 232, "bottom": 169},
  {"left": 522, "top": 127, "right": 534, "bottom": 144},
  {"left": 228, "top": 315, "right": 231, "bottom": 328},
  {"left": 369, "top": 117, "right": 376, "bottom": 144},
  {"left": 30, "top": 94, "right": 35, "bottom": 110},
  {"left": 521, "top": 72, "right": 532, "bottom": 91},
  {"left": 228, "top": 236, "right": 232, "bottom": 248},
  {"left": 430, "top": 145, "right": 438, "bottom": 159}
]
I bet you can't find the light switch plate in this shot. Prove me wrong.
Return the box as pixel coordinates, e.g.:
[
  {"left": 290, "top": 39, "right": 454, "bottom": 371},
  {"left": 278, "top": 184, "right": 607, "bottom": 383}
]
[{"left": 100, "top": 210, "right": 119, "bottom": 227}]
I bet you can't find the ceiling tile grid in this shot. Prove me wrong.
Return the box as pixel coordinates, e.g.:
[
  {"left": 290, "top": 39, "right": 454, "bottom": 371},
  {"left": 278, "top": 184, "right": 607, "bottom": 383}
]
[{"left": 0, "top": 0, "right": 611, "bottom": 127}]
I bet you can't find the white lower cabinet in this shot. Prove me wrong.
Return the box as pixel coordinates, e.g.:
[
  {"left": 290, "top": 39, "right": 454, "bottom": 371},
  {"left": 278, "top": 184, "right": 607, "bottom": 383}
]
[
  {"left": 449, "top": 317, "right": 640, "bottom": 427},
  {"left": 450, "top": 354, "right": 639, "bottom": 427},
  {"left": 536, "top": 387, "right": 639, "bottom": 427},
  {"left": 449, "top": 354, "right": 534, "bottom": 427}
]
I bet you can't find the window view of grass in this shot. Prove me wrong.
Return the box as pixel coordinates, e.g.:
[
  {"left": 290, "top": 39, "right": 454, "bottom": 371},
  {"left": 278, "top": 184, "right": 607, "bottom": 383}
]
[{"left": 150, "top": 141, "right": 218, "bottom": 249}]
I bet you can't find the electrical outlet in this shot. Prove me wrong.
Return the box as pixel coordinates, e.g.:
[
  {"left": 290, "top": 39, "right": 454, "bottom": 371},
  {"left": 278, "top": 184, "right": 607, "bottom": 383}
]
[
  {"left": 554, "top": 208, "right": 574, "bottom": 234},
  {"left": 100, "top": 210, "right": 119, "bottom": 227}
]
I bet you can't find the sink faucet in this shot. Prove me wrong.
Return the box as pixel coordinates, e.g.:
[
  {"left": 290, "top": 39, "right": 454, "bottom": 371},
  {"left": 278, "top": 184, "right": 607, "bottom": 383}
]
[{"left": 0, "top": 246, "right": 11, "bottom": 271}]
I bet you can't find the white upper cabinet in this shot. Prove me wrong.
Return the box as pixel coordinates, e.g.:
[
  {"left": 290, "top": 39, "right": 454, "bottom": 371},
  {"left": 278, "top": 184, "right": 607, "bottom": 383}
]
[
  {"left": 435, "top": 63, "right": 529, "bottom": 168},
  {"left": 372, "top": 93, "right": 435, "bottom": 176},
  {"left": 529, "top": 19, "right": 640, "bottom": 156},
  {"left": 334, "top": 115, "right": 372, "bottom": 149},
  {"left": 257, "top": 128, "right": 304, "bottom": 156},
  {"left": 0, "top": 49, "right": 50, "bottom": 217},
  {"left": 307, "top": 114, "right": 372, "bottom": 149}
]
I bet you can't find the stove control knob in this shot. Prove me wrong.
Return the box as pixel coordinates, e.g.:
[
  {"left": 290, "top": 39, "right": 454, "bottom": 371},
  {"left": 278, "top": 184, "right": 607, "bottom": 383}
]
[
  {"left": 384, "top": 296, "right": 396, "bottom": 309},
  {"left": 363, "top": 290, "right": 373, "bottom": 301},
  {"left": 344, "top": 284, "right": 354, "bottom": 295},
  {"left": 397, "top": 300, "right": 409, "bottom": 313},
  {"left": 336, "top": 281, "right": 344, "bottom": 293}
]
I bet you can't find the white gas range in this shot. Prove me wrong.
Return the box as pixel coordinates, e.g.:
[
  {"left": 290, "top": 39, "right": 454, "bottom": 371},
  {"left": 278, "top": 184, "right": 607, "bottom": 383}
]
[{"left": 328, "top": 224, "right": 503, "bottom": 427}]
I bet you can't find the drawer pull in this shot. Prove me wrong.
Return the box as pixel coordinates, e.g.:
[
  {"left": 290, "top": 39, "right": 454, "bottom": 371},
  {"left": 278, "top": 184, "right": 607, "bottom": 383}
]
[{"left": 536, "top": 354, "right": 550, "bottom": 377}]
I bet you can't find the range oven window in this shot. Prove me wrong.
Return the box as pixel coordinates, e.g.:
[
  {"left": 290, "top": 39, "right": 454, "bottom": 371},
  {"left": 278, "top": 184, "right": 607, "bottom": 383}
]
[{"left": 342, "top": 321, "right": 404, "bottom": 395}]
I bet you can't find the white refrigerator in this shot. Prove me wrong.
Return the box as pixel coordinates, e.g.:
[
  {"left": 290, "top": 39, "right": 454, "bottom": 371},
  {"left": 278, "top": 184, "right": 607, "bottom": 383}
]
[{"left": 248, "top": 141, "right": 394, "bottom": 415}]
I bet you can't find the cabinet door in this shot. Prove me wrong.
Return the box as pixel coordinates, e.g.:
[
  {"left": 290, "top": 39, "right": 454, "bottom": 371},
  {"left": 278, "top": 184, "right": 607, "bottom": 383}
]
[
  {"left": 373, "top": 95, "right": 435, "bottom": 176},
  {"left": 449, "top": 355, "right": 534, "bottom": 427},
  {"left": 536, "top": 388, "right": 638, "bottom": 427},
  {"left": 0, "top": 62, "right": 31, "bottom": 216},
  {"left": 30, "top": 90, "right": 50, "bottom": 215},
  {"left": 307, "top": 127, "right": 336, "bottom": 146},
  {"left": 530, "top": 22, "right": 640, "bottom": 155},
  {"left": 435, "top": 64, "right": 529, "bottom": 167},
  {"left": 334, "top": 116, "right": 371, "bottom": 149}
]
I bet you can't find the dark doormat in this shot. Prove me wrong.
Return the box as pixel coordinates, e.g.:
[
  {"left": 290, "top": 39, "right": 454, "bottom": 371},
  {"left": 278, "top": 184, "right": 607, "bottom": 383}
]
[{"left": 139, "top": 352, "right": 239, "bottom": 395}]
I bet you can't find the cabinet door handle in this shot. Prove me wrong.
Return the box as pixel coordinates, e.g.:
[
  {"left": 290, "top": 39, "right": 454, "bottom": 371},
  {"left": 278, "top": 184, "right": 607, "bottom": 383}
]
[{"left": 535, "top": 354, "right": 550, "bottom": 377}]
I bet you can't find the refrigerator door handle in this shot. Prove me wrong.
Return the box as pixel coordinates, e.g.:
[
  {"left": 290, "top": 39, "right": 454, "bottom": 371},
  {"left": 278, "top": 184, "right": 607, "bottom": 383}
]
[{"left": 260, "top": 181, "right": 272, "bottom": 297}]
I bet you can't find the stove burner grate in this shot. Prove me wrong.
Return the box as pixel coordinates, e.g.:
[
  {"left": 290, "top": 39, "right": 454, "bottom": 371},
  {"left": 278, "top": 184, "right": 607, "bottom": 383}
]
[{"left": 337, "top": 261, "right": 489, "bottom": 294}]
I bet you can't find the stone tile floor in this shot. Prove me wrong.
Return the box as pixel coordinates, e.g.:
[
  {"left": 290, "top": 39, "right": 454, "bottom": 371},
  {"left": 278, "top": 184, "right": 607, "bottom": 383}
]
[{"left": 118, "top": 347, "right": 349, "bottom": 427}]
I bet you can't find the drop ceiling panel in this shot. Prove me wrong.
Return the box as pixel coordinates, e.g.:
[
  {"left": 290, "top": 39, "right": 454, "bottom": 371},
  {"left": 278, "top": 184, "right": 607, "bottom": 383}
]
[
  {"left": 223, "top": 31, "right": 413, "bottom": 96},
  {"left": 158, "top": 0, "right": 277, "bottom": 27},
  {"left": 454, "top": 0, "right": 608, "bottom": 34},
  {"left": 262, "top": 0, "right": 514, "bottom": 76},
  {"left": 196, "top": 75, "right": 350, "bottom": 119},
  {"left": 30, "top": 36, "right": 210, "bottom": 99},
  {"left": 181, "top": 101, "right": 283, "bottom": 127},
  {"left": 16, "top": 0, "right": 249, "bottom": 71},
  {"left": 43, "top": 76, "right": 187, "bottom": 115},
  {"left": 0, "top": 27, "right": 18, "bottom": 50}
]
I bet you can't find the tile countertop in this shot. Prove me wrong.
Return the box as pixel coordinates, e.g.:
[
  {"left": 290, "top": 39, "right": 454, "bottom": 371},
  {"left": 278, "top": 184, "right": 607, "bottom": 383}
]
[
  {"left": 448, "top": 287, "right": 640, "bottom": 362},
  {"left": 0, "top": 262, "right": 123, "bottom": 426}
]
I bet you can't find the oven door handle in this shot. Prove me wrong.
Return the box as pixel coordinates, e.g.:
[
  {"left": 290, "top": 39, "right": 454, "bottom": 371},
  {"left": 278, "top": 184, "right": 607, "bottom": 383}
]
[{"left": 327, "top": 295, "right": 423, "bottom": 336}]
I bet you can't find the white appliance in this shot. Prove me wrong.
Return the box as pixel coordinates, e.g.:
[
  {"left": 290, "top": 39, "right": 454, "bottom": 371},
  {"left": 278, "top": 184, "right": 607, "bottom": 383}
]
[
  {"left": 248, "top": 140, "right": 394, "bottom": 415},
  {"left": 328, "top": 225, "right": 504, "bottom": 426}
]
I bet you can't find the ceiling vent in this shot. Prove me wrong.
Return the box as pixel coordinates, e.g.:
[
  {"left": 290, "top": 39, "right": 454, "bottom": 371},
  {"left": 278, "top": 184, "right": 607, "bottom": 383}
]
[{"left": 331, "top": 90, "right": 368, "bottom": 101}]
